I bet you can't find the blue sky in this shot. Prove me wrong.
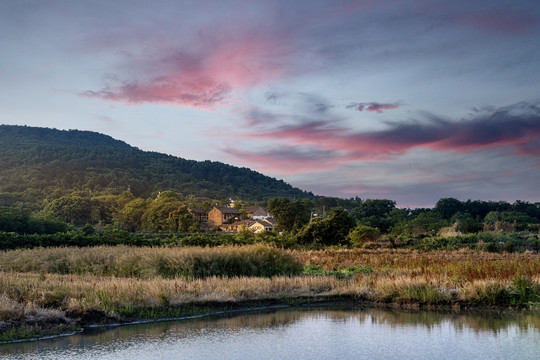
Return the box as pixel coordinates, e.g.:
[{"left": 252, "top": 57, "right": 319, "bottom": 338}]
[{"left": 1, "top": 0, "right": 540, "bottom": 207}]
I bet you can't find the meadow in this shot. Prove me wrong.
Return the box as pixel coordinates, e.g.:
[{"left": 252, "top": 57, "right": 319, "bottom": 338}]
[{"left": 1, "top": 245, "right": 539, "bottom": 342}]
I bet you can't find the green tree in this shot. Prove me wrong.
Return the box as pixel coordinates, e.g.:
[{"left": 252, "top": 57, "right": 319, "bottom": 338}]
[
  {"left": 44, "top": 195, "right": 96, "bottom": 225},
  {"left": 141, "top": 191, "right": 191, "bottom": 232},
  {"left": 267, "top": 197, "right": 312, "bottom": 232},
  {"left": 451, "top": 212, "right": 483, "bottom": 234},
  {"left": 298, "top": 208, "right": 356, "bottom": 246},
  {"left": 118, "top": 198, "right": 149, "bottom": 232},
  {"left": 434, "top": 198, "right": 463, "bottom": 219},
  {"left": 407, "top": 211, "right": 448, "bottom": 235},
  {"left": 348, "top": 224, "right": 380, "bottom": 247}
]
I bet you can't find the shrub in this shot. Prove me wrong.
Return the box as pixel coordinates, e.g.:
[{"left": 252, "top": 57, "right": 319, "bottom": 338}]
[
  {"left": 348, "top": 225, "right": 380, "bottom": 248},
  {"left": 476, "top": 240, "right": 498, "bottom": 253},
  {"left": 473, "top": 283, "right": 511, "bottom": 305},
  {"left": 511, "top": 276, "right": 539, "bottom": 305},
  {"left": 502, "top": 240, "right": 514, "bottom": 253},
  {"left": 399, "top": 284, "right": 446, "bottom": 303}
]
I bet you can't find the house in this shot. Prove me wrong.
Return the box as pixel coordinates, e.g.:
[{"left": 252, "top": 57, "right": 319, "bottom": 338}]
[
  {"left": 219, "top": 218, "right": 276, "bottom": 233},
  {"left": 207, "top": 206, "right": 241, "bottom": 227},
  {"left": 189, "top": 208, "right": 208, "bottom": 224},
  {"left": 249, "top": 218, "right": 275, "bottom": 233},
  {"left": 219, "top": 220, "right": 254, "bottom": 233},
  {"left": 244, "top": 206, "right": 270, "bottom": 220}
]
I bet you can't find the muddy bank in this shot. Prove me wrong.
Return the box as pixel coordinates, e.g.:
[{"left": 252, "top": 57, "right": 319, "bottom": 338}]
[{"left": 2, "top": 294, "right": 533, "bottom": 344}]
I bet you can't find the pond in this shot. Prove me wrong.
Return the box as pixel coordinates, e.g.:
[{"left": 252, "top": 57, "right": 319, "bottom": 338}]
[{"left": 1, "top": 306, "right": 539, "bottom": 359}]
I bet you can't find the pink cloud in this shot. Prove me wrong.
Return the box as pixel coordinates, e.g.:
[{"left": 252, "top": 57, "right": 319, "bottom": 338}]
[
  {"left": 226, "top": 102, "right": 540, "bottom": 174},
  {"left": 272, "top": 104, "right": 540, "bottom": 159},
  {"left": 81, "top": 30, "right": 289, "bottom": 108},
  {"left": 81, "top": 77, "right": 232, "bottom": 108}
]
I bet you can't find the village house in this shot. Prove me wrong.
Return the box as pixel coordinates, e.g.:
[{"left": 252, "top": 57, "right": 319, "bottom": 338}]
[
  {"left": 207, "top": 206, "right": 241, "bottom": 227},
  {"left": 249, "top": 218, "right": 276, "bottom": 232},
  {"left": 219, "top": 220, "right": 253, "bottom": 233},
  {"left": 188, "top": 208, "right": 208, "bottom": 224},
  {"left": 244, "top": 206, "right": 271, "bottom": 220},
  {"left": 219, "top": 218, "right": 276, "bottom": 233}
]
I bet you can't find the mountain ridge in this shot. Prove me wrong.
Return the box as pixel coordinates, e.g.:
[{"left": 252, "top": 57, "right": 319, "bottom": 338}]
[{"left": 0, "top": 124, "right": 313, "bottom": 207}]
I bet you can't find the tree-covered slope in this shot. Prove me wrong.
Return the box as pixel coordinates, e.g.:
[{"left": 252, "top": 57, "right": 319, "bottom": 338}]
[{"left": 0, "top": 125, "right": 312, "bottom": 207}]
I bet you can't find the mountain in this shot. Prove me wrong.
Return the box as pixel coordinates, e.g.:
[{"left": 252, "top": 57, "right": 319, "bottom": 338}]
[{"left": 0, "top": 125, "right": 313, "bottom": 207}]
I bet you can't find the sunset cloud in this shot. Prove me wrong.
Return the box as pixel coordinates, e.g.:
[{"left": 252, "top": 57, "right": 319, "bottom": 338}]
[
  {"left": 346, "top": 102, "right": 399, "bottom": 113},
  {"left": 229, "top": 102, "right": 540, "bottom": 174},
  {"left": 81, "top": 28, "right": 290, "bottom": 108},
  {"left": 81, "top": 77, "right": 232, "bottom": 108}
]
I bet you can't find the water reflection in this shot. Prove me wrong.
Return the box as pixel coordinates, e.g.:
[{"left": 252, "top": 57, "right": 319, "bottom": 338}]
[{"left": 1, "top": 307, "right": 539, "bottom": 359}]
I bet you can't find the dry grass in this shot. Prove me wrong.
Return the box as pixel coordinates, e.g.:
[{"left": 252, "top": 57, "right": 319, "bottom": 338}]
[
  {"left": 296, "top": 248, "right": 540, "bottom": 281},
  {"left": 0, "top": 247, "right": 539, "bottom": 341},
  {"left": 0, "top": 245, "right": 302, "bottom": 279},
  {"left": 0, "top": 294, "right": 74, "bottom": 342},
  {"left": 0, "top": 271, "right": 358, "bottom": 313},
  {"left": 0, "top": 294, "right": 69, "bottom": 323}
]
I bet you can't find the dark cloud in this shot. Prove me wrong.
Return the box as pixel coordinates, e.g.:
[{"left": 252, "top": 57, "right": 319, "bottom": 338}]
[
  {"left": 231, "top": 101, "right": 540, "bottom": 173},
  {"left": 346, "top": 102, "right": 400, "bottom": 113}
]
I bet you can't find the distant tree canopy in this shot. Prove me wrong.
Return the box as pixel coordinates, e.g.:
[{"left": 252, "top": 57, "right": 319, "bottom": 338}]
[
  {"left": 0, "top": 125, "right": 313, "bottom": 208},
  {"left": 0, "top": 206, "right": 66, "bottom": 234}
]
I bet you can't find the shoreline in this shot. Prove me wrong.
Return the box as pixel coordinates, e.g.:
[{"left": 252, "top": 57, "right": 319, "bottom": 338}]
[{"left": 1, "top": 295, "right": 535, "bottom": 345}]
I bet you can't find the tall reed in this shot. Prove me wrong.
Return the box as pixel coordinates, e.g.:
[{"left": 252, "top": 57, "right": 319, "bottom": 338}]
[{"left": 0, "top": 245, "right": 303, "bottom": 279}]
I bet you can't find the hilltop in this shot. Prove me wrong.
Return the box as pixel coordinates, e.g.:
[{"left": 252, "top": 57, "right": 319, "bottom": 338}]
[{"left": 0, "top": 125, "right": 313, "bottom": 207}]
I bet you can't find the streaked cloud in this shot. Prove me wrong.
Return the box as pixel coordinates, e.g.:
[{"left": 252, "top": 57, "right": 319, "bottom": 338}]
[
  {"left": 80, "top": 28, "right": 292, "bottom": 108},
  {"left": 81, "top": 78, "right": 232, "bottom": 108},
  {"left": 229, "top": 101, "right": 540, "bottom": 174},
  {"left": 346, "top": 102, "right": 399, "bottom": 113}
]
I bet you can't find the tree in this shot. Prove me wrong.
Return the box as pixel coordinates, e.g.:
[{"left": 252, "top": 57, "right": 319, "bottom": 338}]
[
  {"left": 434, "top": 198, "right": 463, "bottom": 219},
  {"left": 141, "top": 191, "right": 187, "bottom": 232},
  {"left": 118, "top": 198, "right": 149, "bottom": 232},
  {"left": 407, "top": 211, "right": 448, "bottom": 235},
  {"left": 348, "top": 224, "right": 380, "bottom": 247},
  {"left": 298, "top": 208, "right": 356, "bottom": 246},
  {"left": 350, "top": 199, "right": 397, "bottom": 233},
  {"left": 267, "top": 197, "right": 312, "bottom": 232},
  {"left": 44, "top": 195, "right": 96, "bottom": 225},
  {"left": 451, "top": 212, "right": 482, "bottom": 234}
]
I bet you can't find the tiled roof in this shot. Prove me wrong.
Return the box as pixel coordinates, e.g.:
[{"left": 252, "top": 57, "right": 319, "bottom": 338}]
[
  {"left": 188, "top": 207, "right": 206, "bottom": 214},
  {"left": 214, "top": 207, "right": 241, "bottom": 214}
]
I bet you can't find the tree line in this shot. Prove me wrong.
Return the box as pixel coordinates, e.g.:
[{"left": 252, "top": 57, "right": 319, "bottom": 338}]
[{"left": 1, "top": 192, "right": 539, "bottom": 251}]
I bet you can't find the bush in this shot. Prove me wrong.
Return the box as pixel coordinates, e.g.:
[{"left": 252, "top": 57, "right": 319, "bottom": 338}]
[
  {"left": 502, "top": 240, "right": 514, "bottom": 253},
  {"left": 476, "top": 240, "right": 498, "bottom": 253},
  {"left": 348, "top": 225, "right": 380, "bottom": 247},
  {"left": 511, "top": 276, "right": 539, "bottom": 305}
]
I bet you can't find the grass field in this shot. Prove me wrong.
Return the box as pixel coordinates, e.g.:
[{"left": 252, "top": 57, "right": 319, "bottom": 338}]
[{"left": 1, "top": 245, "right": 539, "bottom": 341}]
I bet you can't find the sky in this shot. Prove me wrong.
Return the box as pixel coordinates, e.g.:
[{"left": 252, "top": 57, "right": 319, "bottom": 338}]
[{"left": 1, "top": 0, "right": 540, "bottom": 208}]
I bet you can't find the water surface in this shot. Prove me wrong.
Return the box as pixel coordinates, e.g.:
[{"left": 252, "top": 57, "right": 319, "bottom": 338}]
[{"left": 1, "top": 307, "right": 539, "bottom": 359}]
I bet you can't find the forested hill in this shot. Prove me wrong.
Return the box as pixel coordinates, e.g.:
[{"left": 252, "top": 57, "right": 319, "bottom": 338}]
[{"left": 0, "top": 125, "right": 313, "bottom": 207}]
